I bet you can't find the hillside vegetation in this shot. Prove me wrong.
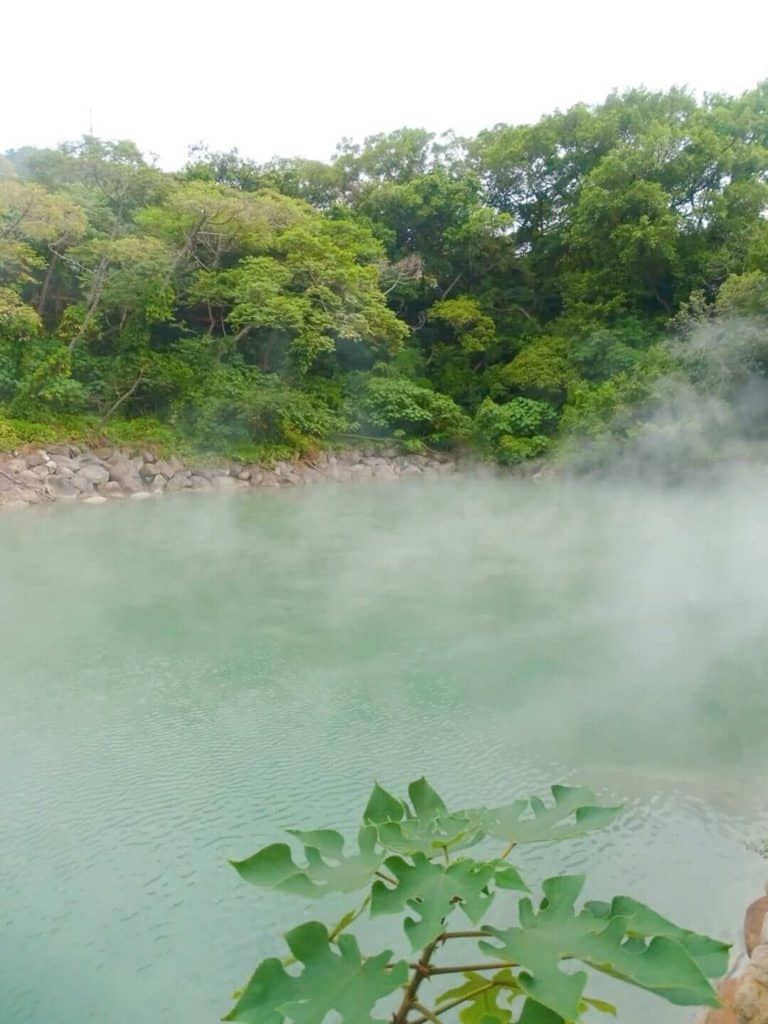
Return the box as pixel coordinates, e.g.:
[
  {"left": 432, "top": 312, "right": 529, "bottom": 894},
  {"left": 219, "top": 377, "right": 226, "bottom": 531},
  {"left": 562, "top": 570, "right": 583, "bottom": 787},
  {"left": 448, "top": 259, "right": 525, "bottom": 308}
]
[{"left": 3, "top": 84, "right": 768, "bottom": 463}]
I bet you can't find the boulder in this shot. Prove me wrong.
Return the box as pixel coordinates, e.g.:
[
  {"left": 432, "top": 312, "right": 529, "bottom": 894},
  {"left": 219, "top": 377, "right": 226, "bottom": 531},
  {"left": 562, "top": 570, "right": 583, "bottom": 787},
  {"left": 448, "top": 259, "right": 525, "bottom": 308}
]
[
  {"left": 24, "top": 449, "right": 48, "bottom": 468},
  {"left": 77, "top": 462, "right": 111, "bottom": 485},
  {"left": 16, "top": 469, "right": 45, "bottom": 490},
  {"left": 5, "top": 457, "right": 27, "bottom": 474},
  {"left": 72, "top": 474, "right": 95, "bottom": 495},
  {"left": 82, "top": 495, "right": 108, "bottom": 505},
  {"left": 166, "top": 473, "right": 191, "bottom": 492},
  {"left": 98, "top": 481, "right": 125, "bottom": 497},
  {"left": 129, "top": 491, "right": 153, "bottom": 501},
  {"left": 108, "top": 459, "right": 142, "bottom": 492},
  {"left": 45, "top": 477, "right": 78, "bottom": 499}
]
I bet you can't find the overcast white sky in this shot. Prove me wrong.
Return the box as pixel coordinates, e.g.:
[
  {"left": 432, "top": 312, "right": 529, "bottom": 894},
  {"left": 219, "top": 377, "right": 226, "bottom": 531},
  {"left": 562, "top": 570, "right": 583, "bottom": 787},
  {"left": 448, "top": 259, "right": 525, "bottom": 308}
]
[{"left": 3, "top": 0, "right": 767, "bottom": 169}]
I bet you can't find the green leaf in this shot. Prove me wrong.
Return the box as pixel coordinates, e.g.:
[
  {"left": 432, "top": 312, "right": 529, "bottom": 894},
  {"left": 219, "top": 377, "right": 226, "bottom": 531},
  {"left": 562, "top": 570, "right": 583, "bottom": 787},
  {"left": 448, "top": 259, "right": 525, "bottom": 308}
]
[
  {"left": 584, "top": 896, "right": 729, "bottom": 979},
  {"left": 364, "top": 780, "right": 621, "bottom": 859},
  {"left": 224, "top": 957, "right": 296, "bottom": 1023},
  {"left": 438, "top": 969, "right": 521, "bottom": 1024},
  {"left": 517, "top": 999, "right": 565, "bottom": 1024},
  {"left": 479, "top": 786, "right": 622, "bottom": 846},
  {"left": 363, "top": 782, "right": 406, "bottom": 825},
  {"left": 231, "top": 826, "right": 382, "bottom": 897},
  {"left": 479, "top": 876, "right": 721, "bottom": 1021},
  {"left": 580, "top": 996, "right": 617, "bottom": 1015},
  {"left": 365, "top": 779, "right": 485, "bottom": 857},
  {"left": 225, "top": 922, "right": 407, "bottom": 1023},
  {"left": 372, "top": 854, "right": 522, "bottom": 948}
]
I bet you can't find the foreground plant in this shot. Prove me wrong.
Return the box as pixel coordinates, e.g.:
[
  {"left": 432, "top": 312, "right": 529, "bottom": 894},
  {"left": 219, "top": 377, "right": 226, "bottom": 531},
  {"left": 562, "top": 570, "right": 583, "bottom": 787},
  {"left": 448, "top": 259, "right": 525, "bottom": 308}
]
[{"left": 224, "top": 779, "right": 729, "bottom": 1023}]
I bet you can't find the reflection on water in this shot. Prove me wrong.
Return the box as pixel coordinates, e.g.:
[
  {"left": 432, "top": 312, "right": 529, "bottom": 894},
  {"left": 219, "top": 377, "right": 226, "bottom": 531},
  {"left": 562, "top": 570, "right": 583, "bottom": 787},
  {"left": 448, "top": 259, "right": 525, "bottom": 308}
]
[{"left": 1, "top": 477, "right": 767, "bottom": 1023}]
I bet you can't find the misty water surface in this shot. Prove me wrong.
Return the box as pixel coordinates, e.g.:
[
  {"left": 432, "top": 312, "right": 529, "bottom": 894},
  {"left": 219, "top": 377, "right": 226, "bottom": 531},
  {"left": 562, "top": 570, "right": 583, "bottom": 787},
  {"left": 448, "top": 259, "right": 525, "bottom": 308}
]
[{"left": 2, "top": 477, "right": 767, "bottom": 1023}]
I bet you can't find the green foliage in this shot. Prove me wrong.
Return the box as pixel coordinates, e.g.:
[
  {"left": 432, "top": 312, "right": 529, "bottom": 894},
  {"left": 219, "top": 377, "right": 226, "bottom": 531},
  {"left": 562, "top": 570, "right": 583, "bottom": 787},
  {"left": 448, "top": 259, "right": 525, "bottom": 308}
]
[
  {"left": 353, "top": 374, "right": 470, "bottom": 447},
  {"left": 5, "top": 83, "right": 768, "bottom": 462},
  {"left": 227, "top": 778, "right": 727, "bottom": 1024},
  {"left": 474, "top": 398, "right": 557, "bottom": 463}
]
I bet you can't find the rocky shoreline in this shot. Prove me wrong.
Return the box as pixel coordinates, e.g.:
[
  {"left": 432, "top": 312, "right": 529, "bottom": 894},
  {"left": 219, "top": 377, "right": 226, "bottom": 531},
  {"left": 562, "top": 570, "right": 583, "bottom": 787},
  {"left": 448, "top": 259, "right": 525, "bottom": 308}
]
[{"left": 0, "top": 445, "right": 461, "bottom": 510}]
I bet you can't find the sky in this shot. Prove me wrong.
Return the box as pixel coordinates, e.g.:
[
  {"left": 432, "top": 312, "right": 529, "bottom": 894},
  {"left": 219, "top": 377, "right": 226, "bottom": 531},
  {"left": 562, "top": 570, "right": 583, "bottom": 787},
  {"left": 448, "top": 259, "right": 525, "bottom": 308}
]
[{"left": 3, "top": 0, "right": 768, "bottom": 170}]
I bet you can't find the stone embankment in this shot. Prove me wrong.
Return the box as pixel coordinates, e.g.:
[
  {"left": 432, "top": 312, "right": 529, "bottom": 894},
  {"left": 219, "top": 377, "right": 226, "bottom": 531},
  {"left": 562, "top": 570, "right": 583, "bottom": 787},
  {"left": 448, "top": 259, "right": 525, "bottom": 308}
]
[{"left": 0, "top": 445, "right": 459, "bottom": 509}]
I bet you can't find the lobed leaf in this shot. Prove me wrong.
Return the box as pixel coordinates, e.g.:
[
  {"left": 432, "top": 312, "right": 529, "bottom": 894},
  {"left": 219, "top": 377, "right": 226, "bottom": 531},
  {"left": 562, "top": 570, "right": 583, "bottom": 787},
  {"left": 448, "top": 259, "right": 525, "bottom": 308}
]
[
  {"left": 371, "top": 853, "right": 526, "bottom": 948},
  {"left": 438, "top": 968, "right": 521, "bottom": 1024},
  {"left": 478, "top": 785, "right": 622, "bottom": 847},
  {"left": 479, "top": 875, "right": 723, "bottom": 1021},
  {"left": 231, "top": 826, "right": 382, "bottom": 897},
  {"left": 224, "top": 921, "right": 408, "bottom": 1024}
]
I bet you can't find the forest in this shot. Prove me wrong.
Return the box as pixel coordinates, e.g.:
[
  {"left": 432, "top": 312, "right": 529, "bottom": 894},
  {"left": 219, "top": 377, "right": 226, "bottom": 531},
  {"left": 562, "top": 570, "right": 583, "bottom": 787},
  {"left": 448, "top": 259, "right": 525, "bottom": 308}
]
[{"left": 3, "top": 83, "right": 768, "bottom": 465}]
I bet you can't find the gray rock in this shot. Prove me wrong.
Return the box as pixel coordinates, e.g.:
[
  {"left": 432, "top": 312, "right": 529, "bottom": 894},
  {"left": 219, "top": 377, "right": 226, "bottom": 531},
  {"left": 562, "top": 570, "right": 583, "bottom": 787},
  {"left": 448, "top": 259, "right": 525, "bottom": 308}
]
[
  {"left": 236, "top": 470, "right": 251, "bottom": 481},
  {"left": 189, "top": 474, "right": 213, "bottom": 491},
  {"left": 77, "top": 462, "right": 111, "bottom": 485},
  {"left": 98, "top": 481, "right": 125, "bottom": 497},
  {"left": 72, "top": 473, "right": 95, "bottom": 495},
  {"left": 5, "top": 457, "right": 26, "bottom": 474},
  {"left": 153, "top": 460, "right": 176, "bottom": 478},
  {"left": 24, "top": 449, "right": 48, "bottom": 468},
  {"left": 129, "top": 491, "right": 153, "bottom": 501},
  {"left": 150, "top": 475, "right": 167, "bottom": 492},
  {"left": 139, "top": 462, "right": 158, "bottom": 481},
  {"left": 16, "top": 469, "right": 45, "bottom": 489},
  {"left": 166, "top": 472, "right": 191, "bottom": 491},
  {"left": 108, "top": 460, "right": 142, "bottom": 492},
  {"left": 82, "top": 495, "right": 108, "bottom": 505},
  {"left": 45, "top": 477, "right": 78, "bottom": 499},
  {"left": 48, "top": 454, "right": 81, "bottom": 472},
  {"left": 213, "top": 475, "right": 239, "bottom": 490}
]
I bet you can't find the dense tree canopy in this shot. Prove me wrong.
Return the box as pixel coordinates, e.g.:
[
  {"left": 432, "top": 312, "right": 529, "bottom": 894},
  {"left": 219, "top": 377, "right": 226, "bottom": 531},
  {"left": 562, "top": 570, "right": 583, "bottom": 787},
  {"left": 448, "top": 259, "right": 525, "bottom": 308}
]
[{"left": 3, "top": 83, "right": 768, "bottom": 461}]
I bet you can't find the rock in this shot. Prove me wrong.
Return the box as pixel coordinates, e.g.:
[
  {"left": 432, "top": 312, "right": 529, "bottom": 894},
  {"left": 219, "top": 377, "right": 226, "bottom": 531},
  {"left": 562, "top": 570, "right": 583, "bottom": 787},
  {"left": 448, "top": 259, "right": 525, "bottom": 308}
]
[
  {"left": 48, "top": 454, "right": 81, "bottom": 472},
  {"left": 72, "top": 474, "right": 95, "bottom": 495},
  {"left": 189, "top": 474, "right": 213, "bottom": 491},
  {"left": 139, "top": 462, "right": 158, "bottom": 481},
  {"left": 16, "top": 469, "right": 45, "bottom": 489},
  {"left": 734, "top": 947, "right": 768, "bottom": 1021},
  {"left": 24, "top": 449, "right": 48, "bottom": 468},
  {"left": 45, "top": 477, "right": 78, "bottom": 500},
  {"left": 153, "top": 459, "right": 176, "bottom": 479},
  {"left": 150, "top": 475, "right": 167, "bottom": 492},
  {"left": 76, "top": 462, "right": 111, "bottom": 485},
  {"left": 746, "top": 894, "right": 768, "bottom": 956},
  {"left": 166, "top": 473, "right": 191, "bottom": 492},
  {"left": 237, "top": 470, "right": 251, "bottom": 481},
  {"left": 98, "top": 481, "right": 125, "bottom": 497},
  {"left": 5, "top": 457, "right": 27, "bottom": 474},
  {"left": 142, "top": 449, "right": 156, "bottom": 464},
  {"left": 82, "top": 495, "right": 108, "bottom": 505},
  {"left": 401, "top": 464, "right": 422, "bottom": 477},
  {"left": 108, "top": 459, "right": 143, "bottom": 492},
  {"left": 213, "top": 475, "right": 239, "bottom": 490},
  {"left": 129, "top": 491, "right": 153, "bottom": 501}
]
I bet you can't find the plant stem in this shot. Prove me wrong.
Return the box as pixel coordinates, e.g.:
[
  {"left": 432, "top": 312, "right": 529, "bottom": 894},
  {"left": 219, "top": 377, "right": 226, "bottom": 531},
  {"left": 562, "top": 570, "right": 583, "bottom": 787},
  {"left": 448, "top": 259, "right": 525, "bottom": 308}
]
[
  {"left": 281, "top": 892, "right": 371, "bottom": 966},
  {"left": 412, "top": 1001, "right": 444, "bottom": 1023},
  {"left": 328, "top": 892, "right": 371, "bottom": 943},
  {"left": 417, "top": 961, "right": 516, "bottom": 975},
  {"left": 441, "top": 930, "right": 488, "bottom": 940},
  {"left": 411, "top": 983, "right": 495, "bottom": 1023},
  {"left": 391, "top": 935, "right": 443, "bottom": 1024},
  {"left": 375, "top": 869, "right": 398, "bottom": 886}
]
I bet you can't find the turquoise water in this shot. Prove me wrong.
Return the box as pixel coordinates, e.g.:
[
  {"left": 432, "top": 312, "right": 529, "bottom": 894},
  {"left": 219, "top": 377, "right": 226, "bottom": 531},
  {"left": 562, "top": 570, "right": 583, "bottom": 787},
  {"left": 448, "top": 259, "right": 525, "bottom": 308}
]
[{"left": 1, "top": 478, "right": 767, "bottom": 1023}]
